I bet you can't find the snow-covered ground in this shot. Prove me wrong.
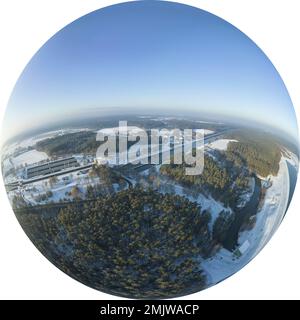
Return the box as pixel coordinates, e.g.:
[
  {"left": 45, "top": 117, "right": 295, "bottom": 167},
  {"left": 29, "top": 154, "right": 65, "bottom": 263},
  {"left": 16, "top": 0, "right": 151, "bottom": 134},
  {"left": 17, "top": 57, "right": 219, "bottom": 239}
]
[
  {"left": 100, "top": 126, "right": 144, "bottom": 136},
  {"left": 99, "top": 126, "right": 214, "bottom": 138},
  {"left": 201, "top": 156, "right": 291, "bottom": 285},
  {"left": 137, "top": 163, "right": 231, "bottom": 230},
  {"left": 12, "top": 165, "right": 131, "bottom": 205},
  {"left": 207, "top": 139, "right": 238, "bottom": 151},
  {"left": 196, "top": 120, "right": 224, "bottom": 125},
  {"left": 237, "top": 177, "right": 255, "bottom": 208},
  {"left": 249, "top": 159, "right": 295, "bottom": 247},
  {"left": 239, "top": 156, "right": 297, "bottom": 256},
  {"left": 2, "top": 128, "right": 91, "bottom": 157},
  {"left": 141, "top": 116, "right": 221, "bottom": 126},
  {"left": 11, "top": 150, "right": 48, "bottom": 168},
  {"left": 203, "top": 129, "right": 214, "bottom": 135},
  {"left": 2, "top": 127, "right": 96, "bottom": 181},
  {"left": 284, "top": 147, "right": 299, "bottom": 170},
  {"left": 17, "top": 170, "right": 101, "bottom": 204},
  {"left": 156, "top": 180, "right": 231, "bottom": 230},
  {"left": 2, "top": 158, "right": 14, "bottom": 175}
]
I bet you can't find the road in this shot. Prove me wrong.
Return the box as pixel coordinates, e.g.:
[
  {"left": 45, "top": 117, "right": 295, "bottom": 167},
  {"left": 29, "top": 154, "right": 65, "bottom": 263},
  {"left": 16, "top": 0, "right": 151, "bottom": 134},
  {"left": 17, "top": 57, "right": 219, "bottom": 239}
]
[
  {"left": 119, "top": 129, "right": 230, "bottom": 173},
  {"left": 6, "top": 129, "right": 229, "bottom": 190}
]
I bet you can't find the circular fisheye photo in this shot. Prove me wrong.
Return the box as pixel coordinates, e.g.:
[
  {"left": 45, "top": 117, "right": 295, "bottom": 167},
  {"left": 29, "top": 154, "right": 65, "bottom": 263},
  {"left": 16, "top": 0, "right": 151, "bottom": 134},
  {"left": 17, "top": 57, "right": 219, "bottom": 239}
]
[{"left": 1, "top": 1, "right": 299, "bottom": 299}]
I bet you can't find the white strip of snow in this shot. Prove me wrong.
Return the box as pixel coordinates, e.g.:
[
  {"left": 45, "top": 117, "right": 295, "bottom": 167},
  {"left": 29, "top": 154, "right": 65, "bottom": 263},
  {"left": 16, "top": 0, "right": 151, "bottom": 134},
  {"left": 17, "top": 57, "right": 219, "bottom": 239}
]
[
  {"left": 12, "top": 150, "right": 48, "bottom": 168},
  {"left": 158, "top": 182, "right": 231, "bottom": 230},
  {"left": 100, "top": 126, "right": 144, "bottom": 136},
  {"left": 2, "top": 128, "right": 92, "bottom": 156},
  {"left": 2, "top": 158, "right": 13, "bottom": 175},
  {"left": 207, "top": 139, "right": 238, "bottom": 151},
  {"left": 203, "top": 129, "right": 215, "bottom": 135},
  {"left": 239, "top": 158, "right": 290, "bottom": 256}
]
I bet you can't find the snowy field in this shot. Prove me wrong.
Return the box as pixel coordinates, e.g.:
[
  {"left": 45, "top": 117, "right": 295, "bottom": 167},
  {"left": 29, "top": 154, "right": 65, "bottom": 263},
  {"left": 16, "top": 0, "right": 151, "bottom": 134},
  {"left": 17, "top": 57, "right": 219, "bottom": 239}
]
[
  {"left": 2, "top": 128, "right": 92, "bottom": 157},
  {"left": 239, "top": 156, "right": 295, "bottom": 256},
  {"left": 100, "top": 126, "right": 144, "bottom": 136},
  {"left": 2, "top": 158, "right": 14, "bottom": 175},
  {"left": 196, "top": 120, "right": 224, "bottom": 125},
  {"left": 284, "top": 148, "right": 299, "bottom": 170},
  {"left": 207, "top": 139, "right": 238, "bottom": 151},
  {"left": 202, "top": 129, "right": 214, "bottom": 135},
  {"left": 17, "top": 170, "right": 100, "bottom": 205},
  {"left": 155, "top": 180, "right": 231, "bottom": 231},
  {"left": 14, "top": 166, "right": 130, "bottom": 206},
  {"left": 12, "top": 150, "right": 48, "bottom": 168}
]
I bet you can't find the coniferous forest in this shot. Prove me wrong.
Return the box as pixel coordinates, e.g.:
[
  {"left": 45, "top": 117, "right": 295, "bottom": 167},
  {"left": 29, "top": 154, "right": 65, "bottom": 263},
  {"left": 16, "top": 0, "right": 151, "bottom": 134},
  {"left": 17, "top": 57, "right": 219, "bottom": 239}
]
[
  {"left": 10, "top": 128, "right": 287, "bottom": 299},
  {"left": 226, "top": 130, "right": 282, "bottom": 177},
  {"left": 16, "top": 188, "right": 214, "bottom": 299}
]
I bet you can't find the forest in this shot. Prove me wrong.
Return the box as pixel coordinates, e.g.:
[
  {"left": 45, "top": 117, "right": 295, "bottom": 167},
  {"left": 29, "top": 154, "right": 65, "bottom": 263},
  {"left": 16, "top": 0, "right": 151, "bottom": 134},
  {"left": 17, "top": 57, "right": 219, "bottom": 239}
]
[
  {"left": 35, "top": 130, "right": 139, "bottom": 157},
  {"left": 15, "top": 187, "right": 220, "bottom": 299},
  {"left": 225, "top": 131, "right": 281, "bottom": 177},
  {"left": 160, "top": 154, "right": 250, "bottom": 208},
  {"left": 35, "top": 131, "right": 99, "bottom": 156}
]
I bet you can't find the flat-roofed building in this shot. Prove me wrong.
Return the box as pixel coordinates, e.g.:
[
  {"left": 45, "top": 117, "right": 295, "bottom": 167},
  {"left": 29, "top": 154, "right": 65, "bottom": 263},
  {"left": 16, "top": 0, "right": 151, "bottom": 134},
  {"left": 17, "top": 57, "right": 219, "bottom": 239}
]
[{"left": 26, "top": 157, "right": 79, "bottom": 179}]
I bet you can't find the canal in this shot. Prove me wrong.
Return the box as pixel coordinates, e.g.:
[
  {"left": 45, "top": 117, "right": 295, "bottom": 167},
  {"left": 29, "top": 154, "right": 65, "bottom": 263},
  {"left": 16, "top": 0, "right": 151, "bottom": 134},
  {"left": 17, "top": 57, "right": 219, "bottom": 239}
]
[
  {"left": 286, "top": 161, "right": 298, "bottom": 211},
  {"left": 223, "top": 176, "right": 261, "bottom": 251}
]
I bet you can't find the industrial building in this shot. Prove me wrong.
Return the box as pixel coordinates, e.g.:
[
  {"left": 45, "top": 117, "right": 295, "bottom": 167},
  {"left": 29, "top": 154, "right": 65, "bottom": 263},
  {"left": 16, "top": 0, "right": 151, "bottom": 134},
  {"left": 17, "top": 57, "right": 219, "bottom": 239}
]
[{"left": 26, "top": 157, "right": 79, "bottom": 179}]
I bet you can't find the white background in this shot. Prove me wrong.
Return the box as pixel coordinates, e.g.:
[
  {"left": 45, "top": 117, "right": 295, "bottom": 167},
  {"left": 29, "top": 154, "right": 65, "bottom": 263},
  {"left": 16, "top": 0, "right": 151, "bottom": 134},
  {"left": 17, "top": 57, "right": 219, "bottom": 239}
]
[{"left": 0, "top": 0, "right": 299, "bottom": 300}]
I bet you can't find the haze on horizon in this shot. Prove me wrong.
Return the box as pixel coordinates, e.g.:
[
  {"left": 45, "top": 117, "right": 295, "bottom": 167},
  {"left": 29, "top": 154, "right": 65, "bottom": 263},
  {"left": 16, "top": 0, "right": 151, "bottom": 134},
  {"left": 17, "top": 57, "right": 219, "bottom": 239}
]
[{"left": 2, "top": 1, "right": 298, "bottom": 144}]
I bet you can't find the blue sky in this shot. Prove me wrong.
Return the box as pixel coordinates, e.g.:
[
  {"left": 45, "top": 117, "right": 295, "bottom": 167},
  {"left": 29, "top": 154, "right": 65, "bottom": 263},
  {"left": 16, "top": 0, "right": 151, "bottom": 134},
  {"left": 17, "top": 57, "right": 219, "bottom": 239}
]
[{"left": 3, "top": 0, "right": 298, "bottom": 142}]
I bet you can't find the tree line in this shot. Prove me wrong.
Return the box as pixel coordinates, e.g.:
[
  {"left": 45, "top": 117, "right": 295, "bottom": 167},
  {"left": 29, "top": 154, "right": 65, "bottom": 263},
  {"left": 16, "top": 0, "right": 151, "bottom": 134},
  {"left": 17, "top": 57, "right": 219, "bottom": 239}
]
[{"left": 14, "top": 187, "right": 235, "bottom": 299}]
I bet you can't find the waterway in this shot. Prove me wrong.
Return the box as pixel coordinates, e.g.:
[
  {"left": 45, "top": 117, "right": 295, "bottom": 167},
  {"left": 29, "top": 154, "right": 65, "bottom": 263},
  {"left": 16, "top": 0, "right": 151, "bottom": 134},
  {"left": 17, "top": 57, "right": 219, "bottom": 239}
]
[
  {"left": 223, "top": 176, "right": 261, "bottom": 251},
  {"left": 286, "top": 161, "right": 298, "bottom": 210}
]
